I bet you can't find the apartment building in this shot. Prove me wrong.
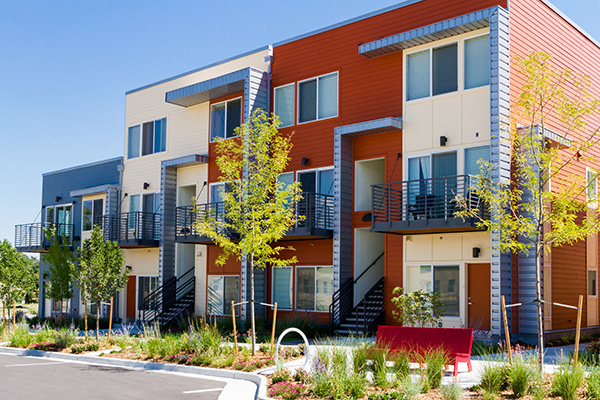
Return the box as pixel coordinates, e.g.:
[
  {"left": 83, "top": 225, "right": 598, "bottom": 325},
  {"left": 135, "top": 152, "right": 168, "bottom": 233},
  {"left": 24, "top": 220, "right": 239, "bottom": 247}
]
[
  {"left": 17, "top": 0, "right": 600, "bottom": 340},
  {"left": 14, "top": 157, "right": 122, "bottom": 319}
]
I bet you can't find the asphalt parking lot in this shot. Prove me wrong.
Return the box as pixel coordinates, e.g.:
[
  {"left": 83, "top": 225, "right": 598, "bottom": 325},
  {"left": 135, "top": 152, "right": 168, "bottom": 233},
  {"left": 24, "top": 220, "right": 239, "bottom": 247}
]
[{"left": 0, "top": 353, "right": 227, "bottom": 399}]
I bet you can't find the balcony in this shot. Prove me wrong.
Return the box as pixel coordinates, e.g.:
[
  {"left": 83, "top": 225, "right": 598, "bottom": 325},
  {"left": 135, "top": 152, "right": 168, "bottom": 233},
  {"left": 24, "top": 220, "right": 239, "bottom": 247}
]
[
  {"left": 371, "top": 175, "right": 489, "bottom": 234},
  {"left": 175, "top": 192, "right": 334, "bottom": 244},
  {"left": 14, "top": 222, "right": 74, "bottom": 253},
  {"left": 98, "top": 212, "right": 160, "bottom": 248}
]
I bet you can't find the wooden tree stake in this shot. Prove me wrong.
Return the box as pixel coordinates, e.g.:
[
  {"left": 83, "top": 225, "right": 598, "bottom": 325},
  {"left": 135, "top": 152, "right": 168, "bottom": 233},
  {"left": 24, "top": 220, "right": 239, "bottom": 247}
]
[
  {"left": 574, "top": 295, "right": 583, "bottom": 365},
  {"left": 501, "top": 295, "right": 513, "bottom": 365},
  {"left": 107, "top": 297, "right": 114, "bottom": 343},
  {"left": 84, "top": 300, "right": 88, "bottom": 341},
  {"left": 270, "top": 302, "right": 278, "bottom": 353},
  {"left": 231, "top": 300, "right": 238, "bottom": 354},
  {"left": 12, "top": 301, "right": 16, "bottom": 329}
]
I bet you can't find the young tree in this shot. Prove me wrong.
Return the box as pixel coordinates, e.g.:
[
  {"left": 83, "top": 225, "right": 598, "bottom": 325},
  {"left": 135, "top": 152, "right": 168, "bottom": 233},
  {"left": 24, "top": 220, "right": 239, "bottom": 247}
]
[
  {"left": 41, "top": 228, "right": 75, "bottom": 316},
  {"left": 75, "top": 225, "right": 127, "bottom": 341},
  {"left": 195, "top": 110, "right": 302, "bottom": 354},
  {"left": 456, "top": 52, "right": 600, "bottom": 366},
  {"left": 0, "top": 240, "right": 35, "bottom": 330}
]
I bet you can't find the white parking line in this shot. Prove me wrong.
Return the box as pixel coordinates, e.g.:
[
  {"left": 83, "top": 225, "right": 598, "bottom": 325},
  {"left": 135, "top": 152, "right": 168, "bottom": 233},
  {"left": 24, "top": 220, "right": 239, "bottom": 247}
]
[
  {"left": 5, "top": 361, "right": 66, "bottom": 367},
  {"left": 182, "top": 388, "right": 224, "bottom": 394}
]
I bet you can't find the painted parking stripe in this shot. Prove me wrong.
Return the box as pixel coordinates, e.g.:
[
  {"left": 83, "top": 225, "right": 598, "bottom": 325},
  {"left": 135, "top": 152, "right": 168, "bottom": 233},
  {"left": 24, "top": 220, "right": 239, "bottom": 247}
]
[
  {"left": 5, "top": 361, "right": 66, "bottom": 367},
  {"left": 182, "top": 388, "right": 224, "bottom": 394}
]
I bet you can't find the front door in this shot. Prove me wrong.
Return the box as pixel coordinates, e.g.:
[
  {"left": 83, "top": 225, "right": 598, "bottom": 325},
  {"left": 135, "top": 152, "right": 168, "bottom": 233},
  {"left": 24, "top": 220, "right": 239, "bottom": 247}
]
[{"left": 467, "top": 263, "right": 491, "bottom": 331}]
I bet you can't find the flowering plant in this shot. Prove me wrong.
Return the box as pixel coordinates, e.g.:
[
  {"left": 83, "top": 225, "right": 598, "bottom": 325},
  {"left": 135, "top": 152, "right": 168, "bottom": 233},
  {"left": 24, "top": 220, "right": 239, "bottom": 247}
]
[{"left": 268, "top": 381, "right": 304, "bottom": 400}]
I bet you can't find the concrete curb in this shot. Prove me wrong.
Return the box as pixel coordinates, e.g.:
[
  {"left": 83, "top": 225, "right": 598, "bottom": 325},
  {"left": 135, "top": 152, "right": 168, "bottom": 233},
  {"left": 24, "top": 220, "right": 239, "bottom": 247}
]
[{"left": 0, "top": 346, "right": 271, "bottom": 400}]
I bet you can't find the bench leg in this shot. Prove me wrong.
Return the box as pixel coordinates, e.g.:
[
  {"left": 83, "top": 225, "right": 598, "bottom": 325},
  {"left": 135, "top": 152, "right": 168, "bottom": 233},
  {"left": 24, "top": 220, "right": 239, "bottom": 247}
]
[
  {"left": 467, "top": 359, "right": 473, "bottom": 372},
  {"left": 453, "top": 360, "right": 459, "bottom": 377}
]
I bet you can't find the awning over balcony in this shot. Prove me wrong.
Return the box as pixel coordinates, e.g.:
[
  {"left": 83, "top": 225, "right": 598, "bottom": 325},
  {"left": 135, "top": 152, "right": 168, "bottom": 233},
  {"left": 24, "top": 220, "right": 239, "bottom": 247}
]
[
  {"left": 70, "top": 184, "right": 120, "bottom": 198},
  {"left": 165, "top": 67, "right": 267, "bottom": 108},
  {"left": 334, "top": 117, "right": 402, "bottom": 137},
  {"left": 359, "top": 6, "right": 498, "bottom": 58}
]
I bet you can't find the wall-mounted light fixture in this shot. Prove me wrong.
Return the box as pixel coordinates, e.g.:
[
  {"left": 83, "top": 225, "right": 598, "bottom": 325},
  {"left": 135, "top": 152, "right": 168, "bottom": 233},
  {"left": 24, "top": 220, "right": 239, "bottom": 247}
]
[
  {"left": 301, "top": 157, "right": 309, "bottom": 166},
  {"left": 143, "top": 182, "right": 150, "bottom": 189},
  {"left": 126, "top": 265, "right": 132, "bottom": 271},
  {"left": 576, "top": 151, "right": 582, "bottom": 161},
  {"left": 55, "top": 196, "right": 61, "bottom": 202},
  {"left": 440, "top": 136, "right": 448, "bottom": 147},
  {"left": 472, "top": 247, "right": 481, "bottom": 258}
]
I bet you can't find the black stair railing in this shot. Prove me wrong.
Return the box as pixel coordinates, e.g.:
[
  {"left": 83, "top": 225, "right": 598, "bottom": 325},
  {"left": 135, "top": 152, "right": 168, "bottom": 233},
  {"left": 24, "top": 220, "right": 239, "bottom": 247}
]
[
  {"left": 140, "top": 269, "right": 195, "bottom": 326},
  {"left": 355, "top": 277, "right": 385, "bottom": 334},
  {"left": 329, "top": 251, "right": 384, "bottom": 334}
]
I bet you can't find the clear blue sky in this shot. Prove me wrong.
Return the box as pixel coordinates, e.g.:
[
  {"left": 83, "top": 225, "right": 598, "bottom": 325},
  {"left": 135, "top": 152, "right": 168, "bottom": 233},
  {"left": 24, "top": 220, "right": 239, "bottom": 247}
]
[{"left": 1, "top": 0, "right": 599, "bottom": 244}]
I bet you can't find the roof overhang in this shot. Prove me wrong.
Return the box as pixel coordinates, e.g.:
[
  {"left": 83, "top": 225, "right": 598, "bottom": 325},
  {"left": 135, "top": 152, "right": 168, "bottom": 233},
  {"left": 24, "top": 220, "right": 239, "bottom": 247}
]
[
  {"left": 162, "top": 154, "right": 209, "bottom": 169},
  {"left": 335, "top": 117, "right": 402, "bottom": 137},
  {"left": 359, "top": 6, "right": 498, "bottom": 58},
  {"left": 70, "top": 184, "right": 120, "bottom": 198},
  {"left": 165, "top": 67, "right": 265, "bottom": 108}
]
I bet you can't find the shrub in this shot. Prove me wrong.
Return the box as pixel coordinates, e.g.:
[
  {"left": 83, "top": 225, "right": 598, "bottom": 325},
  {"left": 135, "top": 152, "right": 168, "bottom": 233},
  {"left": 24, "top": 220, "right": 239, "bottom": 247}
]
[
  {"left": 30, "top": 341, "right": 59, "bottom": 351},
  {"left": 421, "top": 347, "right": 450, "bottom": 390},
  {"left": 390, "top": 350, "right": 411, "bottom": 379},
  {"left": 440, "top": 382, "right": 463, "bottom": 400},
  {"left": 390, "top": 286, "right": 444, "bottom": 327},
  {"left": 9, "top": 325, "right": 33, "bottom": 348},
  {"left": 268, "top": 381, "right": 304, "bottom": 400},
  {"left": 587, "top": 367, "right": 600, "bottom": 400},
  {"left": 293, "top": 368, "right": 310, "bottom": 383},
  {"left": 70, "top": 341, "right": 100, "bottom": 354},
  {"left": 509, "top": 356, "right": 540, "bottom": 398},
  {"left": 479, "top": 362, "right": 509, "bottom": 394},
  {"left": 272, "top": 369, "right": 292, "bottom": 384},
  {"left": 552, "top": 363, "right": 585, "bottom": 400}
]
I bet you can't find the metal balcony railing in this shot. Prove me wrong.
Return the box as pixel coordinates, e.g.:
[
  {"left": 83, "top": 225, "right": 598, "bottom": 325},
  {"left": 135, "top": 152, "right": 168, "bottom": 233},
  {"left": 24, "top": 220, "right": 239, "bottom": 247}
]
[
  {"left": 295, "top": 192, "right": 334, "bottom": 231},
  {"left": 372, "top": 175, "right": 489, "bottom": 231},
  {"left": 14, "top": 222, "right": 74, "bottom": 251},
  {"left": 98, "top": 212, "right": 160, "bottom": 245}
]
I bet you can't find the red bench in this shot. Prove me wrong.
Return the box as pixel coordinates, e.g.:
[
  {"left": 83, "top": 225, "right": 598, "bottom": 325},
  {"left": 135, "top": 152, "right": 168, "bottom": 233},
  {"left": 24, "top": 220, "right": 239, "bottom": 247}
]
[{"left": 375, "top": 325, "right": 473, "bottom": 376}]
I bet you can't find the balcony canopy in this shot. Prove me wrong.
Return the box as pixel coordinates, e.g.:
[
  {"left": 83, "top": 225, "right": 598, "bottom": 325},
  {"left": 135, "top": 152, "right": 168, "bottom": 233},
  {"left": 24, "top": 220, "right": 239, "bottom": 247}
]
[
  {"left": 165, "top": 67, "right": 267, "bottom": 108},
  {"left": 359, "top": 6, "right": 498, "bottom": 58},
  {"left": 335, "top": 117, "right": 402, "bottom": 137}
]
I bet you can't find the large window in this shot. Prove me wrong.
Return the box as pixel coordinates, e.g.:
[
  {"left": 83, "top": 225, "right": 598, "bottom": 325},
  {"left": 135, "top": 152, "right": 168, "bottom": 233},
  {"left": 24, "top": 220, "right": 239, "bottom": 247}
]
[
  {"left": 587, "top": 168, "right": 598, "bottom": 202},
  {"left": 298, "top": 72, "right": 338, "bottom": 123},
  {"left": 465, "top": 35, "right": 490, "bottom": 89},
  {"left": 272, "top": 267, "right": 292, "bottom": 310},
  {"left": 296, "top": 266, "right": 332, "bottom": 312},
  {"left": 406, "top": 34, "right": 490, "bottom": 101},
  {"left": 207, "top": 275, "right": 239, "bottom": 315},
  {"left": 297, "top": 168, "right": 334, "bottom": 195},
  {"left": 406, "top": 265, "right": 460, "bottom": 317},
  {"left": 138, "top": 276, "right": 159, "bottom": 310},
  {"left": 82, "top": 198, "right": 104, "bottom": 231},
  {"left": 211, "top": 98, "right": 242, "bottom": 141},
  {"left": 465, "top": 146, "right": 490, "bottom": 176},
  {"left": 127, "top": 118, "right": 166, "bottom": 159},
  {"left": 274, "top": 84, "right": 295, "bottom": 127}
]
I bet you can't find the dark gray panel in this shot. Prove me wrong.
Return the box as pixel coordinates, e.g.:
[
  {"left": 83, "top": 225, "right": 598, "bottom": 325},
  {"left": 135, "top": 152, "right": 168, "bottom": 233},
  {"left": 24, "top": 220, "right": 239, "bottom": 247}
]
[{"left": 159, "top": 165, "right": 177, "bottom": 285}]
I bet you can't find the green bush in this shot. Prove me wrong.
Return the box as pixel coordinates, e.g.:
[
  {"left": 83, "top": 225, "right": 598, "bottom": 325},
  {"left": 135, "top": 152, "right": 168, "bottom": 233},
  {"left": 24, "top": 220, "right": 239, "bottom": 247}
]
[
  {"left": 587, "top": 367, "right": 600, "bottom": 400},
  {"left": 440, "top": 382, "right": 462, "bottom": 400},
  {"left": 71, "top": 341, "right": 100, "bottom": 354},
  {"left": 552, "top": 363, "right": 585, "bottom": 400},
  {"left": 272, "top": 369, "right": 292, "bottom": 384},
  {"left": 479, "top": 361, "right": 510, "bottom": 394},
  {"left": 268, "top": 381, "right": 304, "bottom": 400},
  {"left": 509, "top": 356, "right": 540, "bottom": 398},
  {"left": 421, "top": 347, "right": 449, "bottom": 390},
  {"left": 9, "top": 325, "right": 33, "bottom": 348}
]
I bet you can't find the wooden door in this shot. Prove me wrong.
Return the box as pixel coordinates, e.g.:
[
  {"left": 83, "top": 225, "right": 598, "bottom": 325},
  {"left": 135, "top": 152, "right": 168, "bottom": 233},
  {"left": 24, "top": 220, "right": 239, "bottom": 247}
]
[
  {"left": 467, "top": 263, "right": 491, "bottom": 331},
  {"left": 126, "top": 275, "right": 136, "bottom": 320}
]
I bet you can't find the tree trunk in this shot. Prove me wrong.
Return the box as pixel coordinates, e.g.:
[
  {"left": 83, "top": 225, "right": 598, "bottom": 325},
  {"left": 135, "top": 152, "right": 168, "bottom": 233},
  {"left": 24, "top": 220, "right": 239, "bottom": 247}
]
[
  {"left": 535, "top": 246, "right": 544, "bottom": 368},
  {"left": 96, "top": 301, "right": 101, "bottom": 341},
  {"left": 250, "top": 255, "right": 256, "bottom": 356}
]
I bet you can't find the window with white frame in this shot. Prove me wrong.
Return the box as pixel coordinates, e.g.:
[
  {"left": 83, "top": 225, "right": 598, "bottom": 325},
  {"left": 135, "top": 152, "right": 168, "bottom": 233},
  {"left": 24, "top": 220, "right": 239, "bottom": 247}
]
[
  {"left": 465, "top": 146, "right": 490, "bottom": 176},
  {"left": 138, "top": 276, "right": 159, "bottom": 310},
  {"left": 298, "top": 72, "right": 338, "bottom": 123},
  {"left": 127, "top": 118, "right": 166, "bottom": 159},
  {"left": 406, "top": 34, "right": 490, "bottom": 101},
  {"left": 406, "top": 265, "right": 460, "bottom": 317},
  {"left": 207, "top": 275, "right": 239, "bottom": 315},
  {"left": 296, "top": 266, "right": 333, "bottom": 312},
  {"left": 272, "top": 266, "right": 293, "bottom": 310},
  {"left": 274, "top": 84, "right": 295, "bottom": 127},
  {"left": 211, "top": 98, "right": 242, "bottom": 141},
  {"left": 82, "top": 198, "right": 104, "bottom": 231},
  {"left": 587, "top": 168, "right": 598, "bottom": 202},
  {"left": 297, "top": 168, "right": 334, "bottom": 195}
]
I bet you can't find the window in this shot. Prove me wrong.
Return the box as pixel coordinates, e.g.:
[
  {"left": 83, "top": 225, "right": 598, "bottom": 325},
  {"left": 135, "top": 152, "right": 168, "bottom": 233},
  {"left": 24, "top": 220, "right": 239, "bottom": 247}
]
[
  {"left": 406, "top": 265, "right": 460, "bottom": 317},
  {"left": 587, "top": 169, "right": 598, "bottom": 202},
  {"left": 298, "top": 72, "right": 338, "bottom": 123},
  {"left": 589, "top": 270, "right": 598, "bottom": 296},
  {"left": 406, "top": 50, "right": 430, "bottom": 101},
  {"left": 82, "top": 198, "right": 104, "bottom": 231},
  {"left": 127, "top": 118, "right": 166, "bottom": 159},
  {"left": 272, "top": 267, "right": 292, "bottom": 310},
  {"left": 465, "top": 146, "right": 490, "bottom": 176},
  {"left": 432, "top": 44, "right": 457, "bottom": 96},
  {"left": 138, "top": 276, "right": 159, "bottom": 310},
  {"left": 211, "top": 98, "right": 242, "bottom": 141},
  {"left": 296, "top": 266, "right": 333, "bottom": 312},
  {"left": 207, "top": 275, "right": 239, "bottom": 315},
  {"left": 274, "top": 84, "right": 295, "bottom": 127},
  {"left": 45, "top": 204, "right": 73, "bottom": 239},
  {"left": 465, "top": 34, "right": 490, "bottom": 89},
  {"left": 297, "top": 168, "right": 334, "bottom": 195}
]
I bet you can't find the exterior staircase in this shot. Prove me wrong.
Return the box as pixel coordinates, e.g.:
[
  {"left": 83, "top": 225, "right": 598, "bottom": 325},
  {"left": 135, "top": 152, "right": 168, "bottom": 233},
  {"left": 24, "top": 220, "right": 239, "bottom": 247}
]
[
  {"left": 140, "top": 269, "right": 195, "bottom": 328},
  {"left": 329, "top": 253, "right": 385, "bottom": 336}
]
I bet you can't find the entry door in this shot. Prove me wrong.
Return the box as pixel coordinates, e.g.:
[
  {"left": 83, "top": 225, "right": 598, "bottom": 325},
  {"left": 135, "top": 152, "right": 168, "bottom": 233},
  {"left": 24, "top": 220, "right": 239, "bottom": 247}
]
[
  {"left": 126, "top": 275, "right": 136, "bottom": 321},
  {"left": 467, "top": 263, "right": 491, "bottom": 331}
]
